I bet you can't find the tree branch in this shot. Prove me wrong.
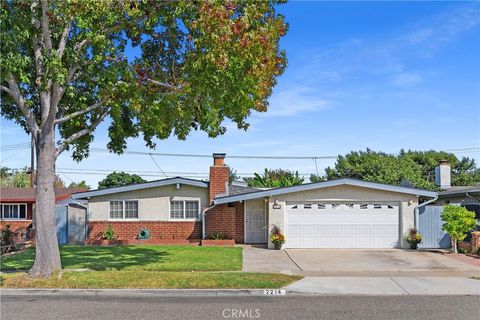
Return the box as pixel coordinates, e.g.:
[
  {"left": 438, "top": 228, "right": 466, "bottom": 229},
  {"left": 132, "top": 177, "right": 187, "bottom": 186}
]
[
  {"left": 40, "top": 0, "right": 53, "bottom": 52},
  {"left": 3, "top": 77, "right": 40, "bottom": 137},
  {"left": 54, "top": 100, "right": 104, "bottom": 125},
  {"left": 57, "top": 18, "right": 73, "bottom": 59},
  {"left": 55, "top": 109, "right": 108, "bottom": 158}
]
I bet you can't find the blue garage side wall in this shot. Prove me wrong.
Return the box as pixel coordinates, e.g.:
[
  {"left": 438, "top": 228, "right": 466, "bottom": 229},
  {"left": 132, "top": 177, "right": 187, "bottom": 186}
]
[
  {"left": 418, "top": 206, "right": 450, "bottom": 249},
  {"left": 55, "top": 205, "right": 68, "bottom": 245}
]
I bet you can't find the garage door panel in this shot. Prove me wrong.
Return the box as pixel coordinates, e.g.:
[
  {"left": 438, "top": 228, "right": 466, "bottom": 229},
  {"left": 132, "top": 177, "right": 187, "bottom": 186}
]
[{"left": 286, "top": 202, "right": 399, "bottom": 249}]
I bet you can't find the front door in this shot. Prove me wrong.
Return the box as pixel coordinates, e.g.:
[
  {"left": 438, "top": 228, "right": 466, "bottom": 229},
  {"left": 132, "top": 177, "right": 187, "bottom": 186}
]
[{"left": 245, "top": 199, "right": 267, "bottom": 243}]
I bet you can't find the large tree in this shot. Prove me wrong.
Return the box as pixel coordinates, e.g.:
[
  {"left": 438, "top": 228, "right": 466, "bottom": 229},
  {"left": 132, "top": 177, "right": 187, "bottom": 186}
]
[
  {"left": 0, "top": 0, "right": 287, "bottom": 277},
  {"left": 98, "top": 171, "right": 146, "bottom": 189},
  {"left": 245, "top": 168, "right": 303, "bottom": 187},
  {"left": 324, "top": 149, "right": 480, "bottom": 190}
]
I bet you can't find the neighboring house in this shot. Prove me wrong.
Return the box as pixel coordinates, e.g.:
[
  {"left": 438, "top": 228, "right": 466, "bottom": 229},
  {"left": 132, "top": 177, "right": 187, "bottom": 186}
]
[
  {"left": 73, "top": 153, "right": 438, "bottom": 249},
  {"left": 0, "top": 187, "right": 87, "bottom": 244}
]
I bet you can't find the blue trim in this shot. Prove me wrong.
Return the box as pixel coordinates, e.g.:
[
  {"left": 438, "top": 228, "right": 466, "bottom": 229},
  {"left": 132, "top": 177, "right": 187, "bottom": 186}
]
[{"left": 72, "top": 177, "right": 208, "bottom": 199}]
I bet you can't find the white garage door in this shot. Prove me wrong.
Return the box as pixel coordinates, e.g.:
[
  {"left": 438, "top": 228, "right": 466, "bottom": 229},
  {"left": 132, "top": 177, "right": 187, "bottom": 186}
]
[{"left": 286, "top": 202, "right": 399, "bottom": 248}]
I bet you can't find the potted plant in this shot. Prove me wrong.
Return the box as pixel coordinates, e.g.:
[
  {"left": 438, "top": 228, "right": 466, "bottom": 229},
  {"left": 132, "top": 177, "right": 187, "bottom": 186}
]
[
  {"left": 270, "top": 225, "right": 286, "bottom": 250},
  {"left": 405, "top": 227, "right": 422, "bottom": 249},
  {"left": 88, "top": 224, "right": 123, "bottom": 245}
]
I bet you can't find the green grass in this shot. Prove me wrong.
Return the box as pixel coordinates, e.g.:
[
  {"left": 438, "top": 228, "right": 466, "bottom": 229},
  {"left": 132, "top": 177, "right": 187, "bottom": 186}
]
[
  {"left": 0, "top": 271, "right": 301, "bottom": 289},
  {"left": 0, "top": 245, "right": 242, "bottom": 271}
]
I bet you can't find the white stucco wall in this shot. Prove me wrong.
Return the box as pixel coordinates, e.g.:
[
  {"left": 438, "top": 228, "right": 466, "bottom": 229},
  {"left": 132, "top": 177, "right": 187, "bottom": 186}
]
[
  {"left": 264, "top": 185, "right": 419, "bottom": 249},
  {"left": 88, "top": 184, "right": 208, "bottom": 221}
]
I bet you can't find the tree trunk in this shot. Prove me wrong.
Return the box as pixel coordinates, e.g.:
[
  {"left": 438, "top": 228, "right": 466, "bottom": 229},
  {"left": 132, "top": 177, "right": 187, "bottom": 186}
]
[
  {"left": 452, "top": 238, "right": 458, "bottom": 254},
  {"left": 29, "top": 128, "right": 62, "bottom": 278}
]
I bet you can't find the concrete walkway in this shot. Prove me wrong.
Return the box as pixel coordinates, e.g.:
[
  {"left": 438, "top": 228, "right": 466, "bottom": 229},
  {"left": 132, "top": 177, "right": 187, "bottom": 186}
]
[
  {"left": 241, "top": 245, "right": 300, "bottom": 274},
  {"left": 284, "top": 276, "right": 480, "bottom": 295}
]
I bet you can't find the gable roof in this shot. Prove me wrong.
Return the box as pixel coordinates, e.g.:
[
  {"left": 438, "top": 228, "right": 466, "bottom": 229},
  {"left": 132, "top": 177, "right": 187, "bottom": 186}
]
[
  {"left": 213, "top": 178, "right": 437, "bottom": 204},
  {"left": 72, "top": 177, "right": 208, "bottom": 199},
  {"left": 438, "top": 185, "right": 480, "bottom": 197},
  {"left": 0, "top": 187, "right": 87, "bottom": 203}
]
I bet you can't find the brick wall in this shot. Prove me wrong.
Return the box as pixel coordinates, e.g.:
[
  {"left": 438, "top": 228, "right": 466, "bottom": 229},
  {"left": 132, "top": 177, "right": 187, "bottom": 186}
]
[
  {"left": 87, "top": 221, "right": 202, "bottom": 244},
  {"left": 209, "top": 165, "right": 229, "bottom": 203},
  {"left": 0, "top": 220, "right": 33, "bottom": 232},
  {"left": 205, "top": 202, "right": 244, "bottom": 243}
]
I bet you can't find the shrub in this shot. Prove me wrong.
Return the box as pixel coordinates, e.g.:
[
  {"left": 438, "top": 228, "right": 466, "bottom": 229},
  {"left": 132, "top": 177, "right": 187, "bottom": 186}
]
[
  {"left": 1, "top": 224, "right": 11, "bottom": 246},
  {"left": 441, "top": 205, "right": 477, "bottom": 254},
  {"left": 97, "top": 224, "right": 117, "bottom": 240},
  {"left": 206, "top": 232, "right": 226, "bottom": 240}
]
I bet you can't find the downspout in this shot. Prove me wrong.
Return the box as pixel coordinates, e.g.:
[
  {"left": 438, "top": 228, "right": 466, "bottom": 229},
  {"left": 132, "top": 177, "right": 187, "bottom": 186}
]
[
  {"left": 466, "top": 192, "right": 478, "bottom": 201},
  {"left": 202, "top": 204, "right": 216, "bottom": 240},
  {"left": 414, "top": 195, "right": 438, "bottom": 229}
]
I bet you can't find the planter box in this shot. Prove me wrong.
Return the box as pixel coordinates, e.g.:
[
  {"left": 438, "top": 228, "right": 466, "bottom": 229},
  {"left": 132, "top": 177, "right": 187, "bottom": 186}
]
[
  {"left": 201, "top": 239, "right": 235, "bottom": 246},
  {"left": 85, "top": 239, "right": 126, "bottom": 246}
]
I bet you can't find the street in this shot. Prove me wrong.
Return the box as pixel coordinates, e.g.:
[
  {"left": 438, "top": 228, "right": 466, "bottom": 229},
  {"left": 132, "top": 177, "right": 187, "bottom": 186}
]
[{"left": 1, "top": 294, "right": 479, "bottom": 320}]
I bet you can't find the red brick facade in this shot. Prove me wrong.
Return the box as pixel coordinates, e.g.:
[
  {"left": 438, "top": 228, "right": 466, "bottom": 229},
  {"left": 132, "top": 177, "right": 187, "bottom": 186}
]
[
  {"left": 205, "top": 202, "right": 244, "bottom": 243},
  {"left": 87, "top": 221, "right": 202, "bottom": 244},
  {"left": 0, "top": 220, "right": 33, "bottom": 232}
]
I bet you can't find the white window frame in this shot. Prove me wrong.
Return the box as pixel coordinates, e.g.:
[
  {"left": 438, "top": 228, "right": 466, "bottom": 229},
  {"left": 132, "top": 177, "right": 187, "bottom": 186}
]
[
  {"left": 169, "top": 197, "right": 201, "bottom": 221},
  {"left": 108, "top": 200, "right": 139, "bottom": 220},
  {"left": 1, "top": 203, "right": 28, "bottom": 220}
]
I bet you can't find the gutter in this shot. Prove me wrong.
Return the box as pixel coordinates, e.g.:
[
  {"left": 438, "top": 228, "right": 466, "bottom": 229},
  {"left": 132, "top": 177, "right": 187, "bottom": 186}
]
[
  {"left": 414, "top": 195, "right": 438, "bottom": 229},
  {"left": 201, "top": 204, "right": 216, "bottom": 240}
]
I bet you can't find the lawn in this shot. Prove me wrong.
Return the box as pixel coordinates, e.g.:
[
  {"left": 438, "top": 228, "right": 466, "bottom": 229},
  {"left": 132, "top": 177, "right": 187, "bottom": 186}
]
[
  {"left": 1, "top": 271, "right": 301, "bottom": 289},
  {"left": 0, "top": 245, "right": 242, "bottom": 271},
  {"left": 0, "top": 245, "right": 302, "bottom": 289}
]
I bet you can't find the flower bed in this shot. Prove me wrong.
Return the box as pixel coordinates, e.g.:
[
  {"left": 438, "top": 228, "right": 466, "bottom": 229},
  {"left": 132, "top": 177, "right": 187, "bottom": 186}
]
[{"left": 201, "top": 239, "right": 235, "bottom": 246}]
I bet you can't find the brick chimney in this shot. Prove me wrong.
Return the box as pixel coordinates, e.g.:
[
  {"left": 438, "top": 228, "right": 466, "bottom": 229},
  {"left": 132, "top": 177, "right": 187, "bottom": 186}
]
[
  {"left": 209, "top": 153, "right": 229, "bottom": 203},
  {"left": 435, "top": 160, "right": 451, "bottom": 189}
]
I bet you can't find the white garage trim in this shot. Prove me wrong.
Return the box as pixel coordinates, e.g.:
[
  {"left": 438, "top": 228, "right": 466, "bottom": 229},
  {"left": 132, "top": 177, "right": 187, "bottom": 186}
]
[{"left": 285, "top": 201, "right": 400, "bottom": 249}]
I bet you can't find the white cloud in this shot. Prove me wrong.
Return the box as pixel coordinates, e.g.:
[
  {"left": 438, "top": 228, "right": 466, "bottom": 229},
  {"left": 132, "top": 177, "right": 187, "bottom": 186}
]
[{"left": 264, "top": 86, "right": 332, "bottom": 117}]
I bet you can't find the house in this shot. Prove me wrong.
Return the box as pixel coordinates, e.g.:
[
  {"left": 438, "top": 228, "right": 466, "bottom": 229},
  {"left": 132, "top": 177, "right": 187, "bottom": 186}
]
[
  {"left": 73, "top": 153, "right": 438, "bottom": 249},
  {"left": 0, "top": 187, "right": 87, "bottom": 244}
]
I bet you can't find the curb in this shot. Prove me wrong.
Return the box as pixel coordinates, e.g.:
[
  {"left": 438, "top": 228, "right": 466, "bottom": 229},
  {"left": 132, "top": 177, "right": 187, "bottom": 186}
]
[{"left": 0, "top": 288, "right": 281, "bottom": 298}]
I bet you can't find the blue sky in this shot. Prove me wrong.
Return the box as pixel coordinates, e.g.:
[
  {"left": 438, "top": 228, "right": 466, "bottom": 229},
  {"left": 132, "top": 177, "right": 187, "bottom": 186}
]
[{"left": 1, "top": 1, "right": 479, "bottom": 188}]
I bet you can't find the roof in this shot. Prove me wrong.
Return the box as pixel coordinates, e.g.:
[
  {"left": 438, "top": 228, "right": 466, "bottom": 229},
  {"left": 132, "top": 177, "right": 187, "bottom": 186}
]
[
  {"left": 213, "top": 178, "right": 438, "bottom": 204},
  {"left": 228, "top": 184, "right": 260, "bottom": 196},
  {"left": 0, "top": 187, "right": 87, "bottom": 203},
  {"left": 72, "top": 177, "right": 209, "bottom": 199},
  {"left": 438, "top": 185, "right": 480, "bottom": 197}
]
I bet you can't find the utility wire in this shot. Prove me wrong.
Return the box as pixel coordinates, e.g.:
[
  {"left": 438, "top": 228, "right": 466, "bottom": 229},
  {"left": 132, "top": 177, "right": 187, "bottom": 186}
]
[{"left": 149, "top": 154, "right": 168, "bottom": 178}]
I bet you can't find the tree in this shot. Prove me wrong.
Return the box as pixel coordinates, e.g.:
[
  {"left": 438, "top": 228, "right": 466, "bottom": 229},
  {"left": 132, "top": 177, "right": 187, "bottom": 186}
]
[
  {"left": 440, "top": 205, "right": 477, "bottom": 254},
  {"left": 325, "top": 149, "right": 480, "bottom": 191},
  {"left": 246, "top": 168, "right": 304, "bottom": 188},
  {"left": 68, "top": 180, "right": 90, "bottom": 190},
  {"left": 1, "top": 1, "right": 287, "bottom": 277},
  {"left": 309, "top": 174, "right": 326, "bottom": 183},
  {"left": 228, "top": 165, "right": 239, "bottom": 184},
  {"left": 0, "top": 167, "right": 65, "bottom": 188},
  {"left": 98, "top": 172, "right": 146, "bottom": 189}
]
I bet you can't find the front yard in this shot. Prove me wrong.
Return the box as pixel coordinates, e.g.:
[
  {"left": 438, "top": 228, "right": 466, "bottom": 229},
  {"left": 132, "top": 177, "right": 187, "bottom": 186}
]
[{"left": 0, "top": 245, "right": 301, "bottom": 289}]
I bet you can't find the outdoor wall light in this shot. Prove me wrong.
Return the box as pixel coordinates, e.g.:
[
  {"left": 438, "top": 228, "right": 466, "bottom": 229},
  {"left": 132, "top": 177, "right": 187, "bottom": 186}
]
[
  {"left": 408, "top": 199, "right": 413, "bottom": 205},
  {"left": 273, "top": 199, "right": 281, "bottom": 209},
  {"left": 176, "top": 183, "right": 181, "bottom": 190}
]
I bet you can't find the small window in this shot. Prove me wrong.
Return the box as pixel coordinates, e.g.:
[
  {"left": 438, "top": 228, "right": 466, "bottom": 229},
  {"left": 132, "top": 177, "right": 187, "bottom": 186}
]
[
  {"left": 303, "top": 204, "right": 312, "bottom": 209},
  {"left": 387, "top": 205, "right": 394, "bottom": 209},
  {"left": 170, "top": 200, "right": 199, "bottom": 220},
  {"left": 345, "top": 203, "right": 354, "bottom": 209},
  {"left": 332, "top": 203, "right": 340, "bottom": 209},
  {"left": 318, "top": 204, "right": 326, "bottom": 209},
  {"left": 109, "top": 200, "right": 138, "bottom": 219},
  {"left": 374, "top": 204, "right": 382, "bottom": 209},
  {"left": 1, "top": 204, "right": 27, "bottom": 220},
  {"left": 290, "top": 205, "right": 298, "bottom": 209},
  {"left": 360, "top": 204, "right": 368, "bottom": 209}
]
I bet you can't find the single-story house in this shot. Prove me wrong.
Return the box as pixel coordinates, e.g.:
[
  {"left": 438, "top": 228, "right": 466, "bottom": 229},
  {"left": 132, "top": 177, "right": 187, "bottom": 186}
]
[
  {"left": 73, "top": 153, "right": 439, "bottom": 249},
  {"left": 0, "top": 187, "right": 87, "bottom": 243}
]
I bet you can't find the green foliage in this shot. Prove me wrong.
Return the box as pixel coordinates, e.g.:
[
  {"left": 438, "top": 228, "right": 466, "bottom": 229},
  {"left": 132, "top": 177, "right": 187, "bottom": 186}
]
[
  {"left": 100, "top": 224, "right": 117, "bottom": 241},
  {"left": 68, "top": 180, "right": 90, "bottom": 190},
  {"left": 228, "top": 165, "right": 239, "bottom": 184},
  {"left": 309, "top": 174, "right": 326, "bottom": 183},
  {"left": 325, "top": 149, "right": 480, "bottom": 190},
  {"left": 404, "top": 227, "right": 422, "bottom": 244},
  {"left": 441, "top": 205, "right": 477, "bottom": 253},
  {"left": 206, "top": 232, "right": 226, "bottom": 240},
  {"left": 98, "top": 171, "right": 146, "bottom": 189},
  {"left": 246, "top": 168, "right": 304, "bottom": 188},
  {"left": 1, "top": 225, "right": 11, "bottom": 246},
  {"left": 0, "top": 167, "right": 66, "bottom": 188},
  {"left": 1, "top": 0, "right": 287, "bottom": 159}
]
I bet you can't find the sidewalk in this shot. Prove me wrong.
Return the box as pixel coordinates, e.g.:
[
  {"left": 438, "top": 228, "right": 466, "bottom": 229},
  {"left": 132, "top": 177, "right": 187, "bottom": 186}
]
[
  {"left": 2, "top": 277, "right": 479, "bottom": 297},
  {"left": 284, "top": 276, "right": 480, "bottom": 295}
]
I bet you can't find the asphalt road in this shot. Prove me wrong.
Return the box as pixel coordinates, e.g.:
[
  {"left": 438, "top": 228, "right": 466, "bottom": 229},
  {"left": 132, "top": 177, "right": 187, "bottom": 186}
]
[{"left": 1, "top": 295, "right": 479, "bottom": 320}]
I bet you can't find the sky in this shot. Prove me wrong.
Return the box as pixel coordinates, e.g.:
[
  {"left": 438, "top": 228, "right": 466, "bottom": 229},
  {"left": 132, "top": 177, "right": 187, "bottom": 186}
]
[{"left": 1, "top": 1, "right": 479, "bottom": 188}]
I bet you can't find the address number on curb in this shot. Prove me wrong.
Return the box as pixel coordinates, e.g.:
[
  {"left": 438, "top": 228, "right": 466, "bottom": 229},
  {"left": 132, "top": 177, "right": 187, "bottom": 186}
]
[{"left": 263, "top": 289, "right": 286, "bottom": 295}]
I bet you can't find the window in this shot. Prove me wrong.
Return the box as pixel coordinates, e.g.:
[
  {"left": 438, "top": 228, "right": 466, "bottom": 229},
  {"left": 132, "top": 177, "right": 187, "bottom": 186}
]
[
  {"left": 374, "top": 204, "right": 382, "bottom": 209},
  {"left": 303, "top": 204, "right": 312, "bottom": 209},
  {"left": 1, "top": 204, "right": 27, "bottom": 220},
  {"left": 360, "top": 204, "right": 368, "bottom": 209},
  {"left": 109, "top": 200, "right": 138, "bottom": 219},
  {"left": 170, "top": 200, "right": 199, "bottom": 220},
  {"left": 318, "top": 204, "right": 326, "bottom": 209}
]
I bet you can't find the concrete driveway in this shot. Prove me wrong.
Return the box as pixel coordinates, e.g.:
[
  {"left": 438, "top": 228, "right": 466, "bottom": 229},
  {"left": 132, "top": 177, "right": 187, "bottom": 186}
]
[{"left": 242, "top": 246, "right": 479, "bottom": 277}]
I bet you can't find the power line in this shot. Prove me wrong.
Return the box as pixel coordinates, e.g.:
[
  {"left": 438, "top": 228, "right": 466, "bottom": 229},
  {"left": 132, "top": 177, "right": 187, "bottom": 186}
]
[{"left": 149, "top": 154, "right": 168, "bottom": 178}]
